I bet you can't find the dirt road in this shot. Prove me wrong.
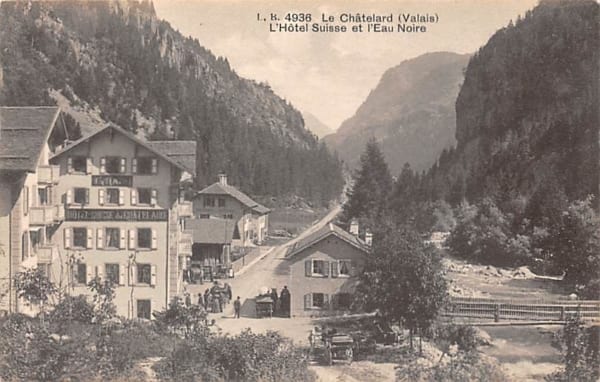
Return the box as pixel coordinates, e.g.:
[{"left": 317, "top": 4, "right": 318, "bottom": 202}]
[{"left": 208, "top": 205, "right": 342, "bottom": 343}]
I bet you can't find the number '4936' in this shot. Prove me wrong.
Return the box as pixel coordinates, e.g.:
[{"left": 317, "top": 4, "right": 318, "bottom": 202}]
[{"left": 285, "top": 13, "right": 312, "bottom": 22}]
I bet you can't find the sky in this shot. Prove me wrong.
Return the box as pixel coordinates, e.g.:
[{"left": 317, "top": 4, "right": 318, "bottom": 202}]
[{"left": 153, "top": 0, "right": 539, "bottom": 130}]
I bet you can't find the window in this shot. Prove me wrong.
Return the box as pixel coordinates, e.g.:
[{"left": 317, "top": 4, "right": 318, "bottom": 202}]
[
  {"left": 74, "top": 263, "right": 87, "bottom": 285},
  {"left": 312, "top": 260, "right": 327, "bottom": 276},
  {"left": 312, "top": 293, "right": 325, "bottom": 308},
  {"left": 105, "top": 264, "right": 120, "bottom": 285},
  {"left": 38, "top": 187, "right": 49, "bottom": 205},
  {"left": 105, "top": 228, "right": 120, "bottom": 249},
  {"left": 137, "top": 264, "right": 152, "bottom": 285},
  {"left": 74, "top": 188, "right": 88, "bottom": 205},
  {"left": 339, "top": 260, "right": 352, "bottom": 277},
  {"left": 138, "top": 188, "right": 152, "bottom": 205},
  {"left": 223, "top": 214, "right": 233, "bottom": 220},
  {"left": 199, "top": 214, "right": 210, "bottom": 219},
  {"left": 38, "top": 264, "right": 51, "bottom": 279},
  {"left": 203, "top": 196, "right": 215, "bottom": 207},
  {"left": 218, "top": 198, "right": 226, "bottom": 207},
  {"left": 104, "top": 157, "right": 122, "bottom": 174},
  {"left": 73, "top": 227, "right": 87, "bottom": 248},
  {"left": 137, "top": 228, "right": 152, "bottom": 249},
  {"left": 137, "top": 299, "right": 151, "bottom": 319},
  {"left": 106, "top": 188, "right": 120, "bottom": 205},
  {"left": 71, "top": 156, "right": 87, "bottom": 173},
  {"left": 135, "top": 157, "right": 156, "bottom": 175}
]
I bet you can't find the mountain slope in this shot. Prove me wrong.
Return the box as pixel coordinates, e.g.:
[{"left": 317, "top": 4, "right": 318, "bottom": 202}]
[
  {"left": 303, "top": 111, "right": 332, "bottom": 138},
  {"left": 324, "top": 52, "right": 470, "bottom": 174},
  {"left": 421, "top": 0, "right": 599, "bottom": 206},
  {"left": 0, "top": 1, "right": 344, "bottom": 204}
]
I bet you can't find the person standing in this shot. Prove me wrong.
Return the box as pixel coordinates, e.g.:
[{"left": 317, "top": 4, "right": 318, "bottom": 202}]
[
  {"left": 185, "top": 292, "right": 192, "bottom": 307},
  {"left": 280, "top": 286, "right": 290, "bottom": 317},
  {"left": 197, "top": 293, "right": 204, "bottom": 308},
  {"left": 270, "top": 288, "right": 279, "bottom": 316},
  {"left": 233, "top": 296, "right": 241, "bottom": 318}
]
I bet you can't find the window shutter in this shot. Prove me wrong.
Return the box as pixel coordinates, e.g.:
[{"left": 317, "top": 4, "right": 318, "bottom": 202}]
[
  {"left": 151, "top": 158, "right": 158, "bottom": 174},
  {"left": 96, "top": 265, "right": 104, "bottom": 280},
  {"left": 118, "top": 189, "right": 124, "bottom": 205},
  {"left": 85, "top": 265, "right": 93, "bottom": 284},
  {"left": 100, "top": 157, "right": 106, "bottom": 174},
  {"left": 304, "top": 294, "right": 312, "bottom": 310},
  {"left": 86, "top": 157, "right": 93, "bottom": 174},
  {"left": 119, "top": 229, "right": 126, "bottom": 249},
  {"left": 331, "top": 261, "right": 339, "bottom": 278},
  {"left": 67, "top": 157, "right": 73, "bottom": 173},
  {"left": 23, "top": 187, "right": 29, "bottom": 215},
  {"left": 98, "top": 189, "right": 105, "bottom": 205},
  {"left": 323, "top": 261, "right": 330, "bottom": 277},
  {"left": 119, "top": 264, "right": 126, "bottom": 286},
  {"left": 350, "top": 260, "right": 357, "bottom": 276},
  {"left": 86, "top": 228, "right": 93, "bottom": 249},
  {"left": 150, "top": 265, "right": 157, "bottom": 286},
  {"left": 151, "top": 189, "right": 157, "bottom": 206},
  {"left": 130, "top": 265, "right": 137, "bottom": 285},
  {"left": 129, "top": 229, "right": 136, "bottom": 249},
  {"left": 31, "top": 186, "right": 37, "bottom": 207},
  {"left": 130, "top": 189, "right": 137, "bottom": 205},
  {"left": 85, "top": 189, "right": 90, "bottom": 205},
  {"left": 66, "top": 189, "right": 73, "bottom": 204},
  {"left": 151, "top": 229, "right": 157, "bottom": 249},
  {"left": 23, "top": 232, "right": 30, "bottom": 259},
  {"left": 132, "top": 158, "right": 138, "bottom": 174},
  {"left": 97, "top": 228, "right": 104, "bottom": 249},
  {"left": 305, "top": 260, "right": 312, "bottom": 277},
  {"left": 64, "top": 228, "right": 72, "bottom": 249},
  {"left": 119, "top": 158, "right": 127, "bottom": 173},
  {"left": 324, "top": 294, "right": 330, "bottom": 309}
]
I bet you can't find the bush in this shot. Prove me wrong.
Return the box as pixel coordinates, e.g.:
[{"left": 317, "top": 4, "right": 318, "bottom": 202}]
[
  {"left": 155, "top": 329, "right": 316, "bottom": 382},
  {"left": 48, "top": 294, "right": 95, "bottom": 326},
  {"left": 433, "top": 324, "right": 481, "bottom": 353}
]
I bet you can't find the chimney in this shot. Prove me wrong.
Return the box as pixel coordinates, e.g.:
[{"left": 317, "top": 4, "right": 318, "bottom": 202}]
[
  {"left": 365, "top": 229, "right": 373, "bottom": 247},
  {"left": 349, "top": 219, "right": 359, "bottom": 236},
  {"left": 218, "top": 173, "right": 228, "bottom": 186}
]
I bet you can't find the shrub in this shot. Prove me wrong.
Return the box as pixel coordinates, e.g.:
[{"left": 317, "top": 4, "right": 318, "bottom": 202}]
[
  {"left": 433, "top": 324, "right": 481, "bottom": 353},
  {"left": 48, "top": 294, "right": 95, "bottom": 326}
]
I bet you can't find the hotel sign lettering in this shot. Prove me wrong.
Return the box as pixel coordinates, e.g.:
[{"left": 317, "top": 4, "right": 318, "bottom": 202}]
[
  {"left": 91, "top": 175, "right": 133, "bottom": 187},
  {"left": 65, "top": 209, "right": 168, "bottom": 222}
]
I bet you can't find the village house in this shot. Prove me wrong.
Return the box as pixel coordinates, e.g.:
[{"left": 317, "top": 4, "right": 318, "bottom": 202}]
[
  {"left": 48, "top": 124, "right": 195, "bottom": 319},
  {"left": 191, "top": 173, "right": 270, "bottom": 247},
  {"left": 286, "top": 221, "right": 371, "bottom": 317},
  {"left": 0, "top": 107, "right": 66, "bottom": 315}
]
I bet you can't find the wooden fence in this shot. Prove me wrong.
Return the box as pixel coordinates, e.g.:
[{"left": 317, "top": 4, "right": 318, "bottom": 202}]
[{"left": 444, "top": 297, "right": 600, "bottom": 323}]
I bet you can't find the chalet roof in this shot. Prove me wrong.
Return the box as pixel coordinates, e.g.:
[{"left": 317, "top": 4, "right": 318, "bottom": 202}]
[
  {"left": 196, "top": 182, "right": 270, "bottom": 215},
  {"left": 184, "top": 218, "right": 237, "bottom": 244},
  {"left": 285, "top": 223, "right": 370, "bottom": 258},
  {"left": 146, "top": 141, "right": 196, "bottom": 175},
  {"left": 51, "top": 125, "right": 196, "bottom": 176},
  {"left": 0, "top": 107, "right": 60, "bottom": 172}
]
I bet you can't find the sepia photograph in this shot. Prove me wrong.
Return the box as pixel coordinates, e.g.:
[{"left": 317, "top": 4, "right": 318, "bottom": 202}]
[{"left": 0, "top": 0, "right": 598, "bottom": 380}]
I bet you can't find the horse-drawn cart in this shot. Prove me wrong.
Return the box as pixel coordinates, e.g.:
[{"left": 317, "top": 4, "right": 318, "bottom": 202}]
[{"left": 324, "top": 334, "right": 354, "bottom": 365}]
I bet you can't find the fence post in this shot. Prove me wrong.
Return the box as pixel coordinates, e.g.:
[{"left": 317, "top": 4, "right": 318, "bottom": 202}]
[{"left": 494, "top": 304, "right": 500, "bottom": 322}]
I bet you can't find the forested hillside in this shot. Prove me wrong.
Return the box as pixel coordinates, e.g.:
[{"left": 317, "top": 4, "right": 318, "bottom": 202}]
[
  {"left": 324, "top": 52, "right": 469, "bottom": 174},
  {"left": 0, "top": 1, "right": 344, "bottom": 204},
  {"left": 418, "top": 0, "right": 599, "bottom": 206}
]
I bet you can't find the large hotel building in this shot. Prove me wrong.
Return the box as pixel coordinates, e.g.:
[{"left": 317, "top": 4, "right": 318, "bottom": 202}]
[{"left": 0, "top": 107, "right": 195, "bottom": 318}]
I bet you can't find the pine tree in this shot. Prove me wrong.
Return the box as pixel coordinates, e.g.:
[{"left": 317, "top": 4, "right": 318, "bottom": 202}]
[{"left": 342, "top": 138, "right": 392, "bottom": 227}]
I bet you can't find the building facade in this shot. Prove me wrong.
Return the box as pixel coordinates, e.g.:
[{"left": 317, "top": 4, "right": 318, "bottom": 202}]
[
  {"left": 192, "top": 174, "right": 270, "bottom": 247},
  {"left": 49, "top": 125, "right": 195, "bottom": 319},
  {"left": 0, "top": 107, "right": 65, "bottom": 315},
  {"left": 286, "top": 223, "right": 370, "bottom": 317}
]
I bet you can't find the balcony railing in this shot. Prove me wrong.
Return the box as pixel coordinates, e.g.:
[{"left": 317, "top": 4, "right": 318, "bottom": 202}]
[
  {"left": 35, "top": 245, "right": 55, "bottom": 264},
  {"left": 178, "top": 202, "right": 193, "bottom": 217},
  {"left": 37, "top": 165, "right": 60, "bottom": 184},
  {"left": 29, "top": 205, "right": 55, "bottom": 225}
]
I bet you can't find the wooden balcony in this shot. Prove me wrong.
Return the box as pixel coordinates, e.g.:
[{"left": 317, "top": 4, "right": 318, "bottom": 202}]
[
  {"left": 37, "top": 165, "right": 60, "bottom": 184},
  {"left": 178, "top": 202, "right": 193, "bottom": 218},
  {"left": 29, "top": 205, "right": 55, "bottom": 225},
  {"left": 35, "top": 245, "right": 56, "bottom": 264}
]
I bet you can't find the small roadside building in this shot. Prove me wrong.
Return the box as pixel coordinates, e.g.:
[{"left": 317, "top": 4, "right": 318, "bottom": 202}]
[
  {"left": 286, "top": 223, "right": 370, "bottom": 317},
  {"left": 192, "top": 174, "right": 270, "bottom": 247}
]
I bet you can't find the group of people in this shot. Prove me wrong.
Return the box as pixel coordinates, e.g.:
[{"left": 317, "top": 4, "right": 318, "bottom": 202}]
[
  {"left": 184, "top": 281, "right": 233, "bottom": 314},
  {"left": 267, "top": 285, "right": 291, "bottom": 317}
]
